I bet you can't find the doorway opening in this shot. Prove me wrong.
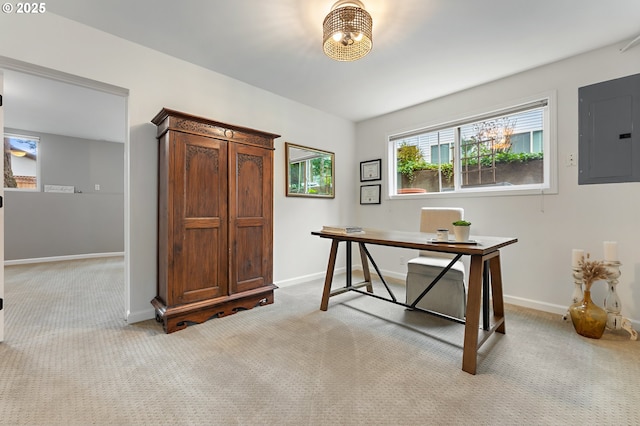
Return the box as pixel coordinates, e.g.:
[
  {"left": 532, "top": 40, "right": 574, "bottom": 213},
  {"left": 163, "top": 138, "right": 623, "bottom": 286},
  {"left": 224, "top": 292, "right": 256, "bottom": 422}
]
[{"left": 1, "top": 59, "right": 129, "bottom": 328}]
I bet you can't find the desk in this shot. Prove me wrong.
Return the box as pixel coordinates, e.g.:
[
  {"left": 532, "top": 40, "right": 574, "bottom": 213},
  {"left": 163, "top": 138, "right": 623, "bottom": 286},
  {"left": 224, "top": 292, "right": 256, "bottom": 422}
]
[{"left": 311, "top": 228, "right": 518, "bottom": 375}]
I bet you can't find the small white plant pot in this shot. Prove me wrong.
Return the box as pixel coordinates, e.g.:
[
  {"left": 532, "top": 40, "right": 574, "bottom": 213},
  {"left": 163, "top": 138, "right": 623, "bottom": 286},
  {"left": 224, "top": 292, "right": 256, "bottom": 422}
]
[{"left": 453, "top": 226, "right": 470, "bottom": 242}]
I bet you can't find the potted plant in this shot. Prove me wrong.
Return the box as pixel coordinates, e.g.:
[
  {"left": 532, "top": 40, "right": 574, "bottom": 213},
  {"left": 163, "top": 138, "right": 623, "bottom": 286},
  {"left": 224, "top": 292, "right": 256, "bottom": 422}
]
[
  {"left": 452, "top": 220, "right": 471, "bottom": 242},
  {"left": 397, "top": 143, "right": 427, "bottom": 193}
]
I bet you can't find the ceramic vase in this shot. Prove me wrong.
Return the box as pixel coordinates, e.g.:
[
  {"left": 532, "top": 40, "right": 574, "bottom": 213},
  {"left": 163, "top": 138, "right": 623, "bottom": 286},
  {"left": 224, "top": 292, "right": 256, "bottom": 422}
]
[
  {"left": 453, "top": 225, "right": 470, "bottom": 242},
  {"left": 569, "top": 290, "right": 607, "bottom": 339}
]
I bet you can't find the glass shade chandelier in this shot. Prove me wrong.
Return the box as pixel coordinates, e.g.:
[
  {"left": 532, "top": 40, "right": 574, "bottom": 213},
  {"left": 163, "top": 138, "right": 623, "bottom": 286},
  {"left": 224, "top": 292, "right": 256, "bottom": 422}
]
[{"left": 322, "top": 0, "right": 373, "bottom": 61}]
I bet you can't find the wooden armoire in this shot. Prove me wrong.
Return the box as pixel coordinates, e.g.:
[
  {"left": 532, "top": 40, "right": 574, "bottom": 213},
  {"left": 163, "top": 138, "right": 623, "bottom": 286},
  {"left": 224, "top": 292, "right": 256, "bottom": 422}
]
[{"left": 151, "top": 108, "right": 280, "bottom": 333}]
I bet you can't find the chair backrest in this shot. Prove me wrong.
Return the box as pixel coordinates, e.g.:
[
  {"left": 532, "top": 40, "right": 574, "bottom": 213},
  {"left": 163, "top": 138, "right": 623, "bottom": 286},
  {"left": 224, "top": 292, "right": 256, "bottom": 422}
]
[{"left": 419, "top": 207, "right": 464, "bottom": 257}]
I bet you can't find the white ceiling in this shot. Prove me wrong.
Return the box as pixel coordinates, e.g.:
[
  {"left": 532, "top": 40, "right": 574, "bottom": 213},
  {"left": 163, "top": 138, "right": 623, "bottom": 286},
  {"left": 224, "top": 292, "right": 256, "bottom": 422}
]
[
  {"left": 3, "top": 70, "right": 127, "bottom": 142},
  {"left": 4, "top": 0, "right": 640, "bottom": 141}
]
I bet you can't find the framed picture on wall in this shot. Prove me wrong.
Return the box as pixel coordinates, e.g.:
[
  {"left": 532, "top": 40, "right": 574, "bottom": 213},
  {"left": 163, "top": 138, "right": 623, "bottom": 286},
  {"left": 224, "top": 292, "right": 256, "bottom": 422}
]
[
  {"left": 360, "top": 184, "right": 381, "bottom": 205},
  {"left": 360, "top": 159, "right": 381, "bottom": 181}
]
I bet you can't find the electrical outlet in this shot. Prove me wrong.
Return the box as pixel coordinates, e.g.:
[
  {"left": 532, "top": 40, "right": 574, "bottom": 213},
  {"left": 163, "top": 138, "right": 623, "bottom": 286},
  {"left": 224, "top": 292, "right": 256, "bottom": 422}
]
[
  {"left": 566, "top": 153, "right": 576, "bottom": 167},
  {"left": 95, "top": 184, "right": 100, "bottom": 191}
]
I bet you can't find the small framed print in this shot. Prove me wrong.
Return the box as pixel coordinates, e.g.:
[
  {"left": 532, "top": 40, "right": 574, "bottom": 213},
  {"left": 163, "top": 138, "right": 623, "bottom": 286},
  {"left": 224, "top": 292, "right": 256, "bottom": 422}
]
[
  {"left": 360, "top": 159, "right": 381, "bottom": 182},
  {"left": 360, "top": 184, "right": 381, "bottom": 205}
]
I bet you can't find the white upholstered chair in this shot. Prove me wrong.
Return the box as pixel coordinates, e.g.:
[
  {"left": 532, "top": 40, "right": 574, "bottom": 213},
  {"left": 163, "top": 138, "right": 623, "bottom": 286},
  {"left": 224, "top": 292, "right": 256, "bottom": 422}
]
[{"left": 405, "top": 207, "right": 467, "bottom": 319}]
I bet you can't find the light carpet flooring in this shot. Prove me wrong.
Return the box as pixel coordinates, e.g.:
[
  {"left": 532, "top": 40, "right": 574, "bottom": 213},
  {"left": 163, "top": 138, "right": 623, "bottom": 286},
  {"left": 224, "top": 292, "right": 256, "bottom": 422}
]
[{"left": 1, "top": 257, "right": 639, "bottom": 425}]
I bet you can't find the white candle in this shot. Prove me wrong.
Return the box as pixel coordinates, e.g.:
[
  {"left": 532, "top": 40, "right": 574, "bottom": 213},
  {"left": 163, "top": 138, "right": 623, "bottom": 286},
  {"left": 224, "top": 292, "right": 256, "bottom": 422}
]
[
  {"left": 572, "top": 249, "right": 584, "bottom": 267},
  {"left": 604, "top": 241, "right": 618, "bottom": 261}
]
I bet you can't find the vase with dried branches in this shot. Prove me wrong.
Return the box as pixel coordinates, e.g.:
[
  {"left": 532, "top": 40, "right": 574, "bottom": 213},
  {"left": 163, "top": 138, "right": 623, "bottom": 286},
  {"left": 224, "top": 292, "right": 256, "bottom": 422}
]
[{"left": 569, "top": 253, "right": 613, "bottom": 339}]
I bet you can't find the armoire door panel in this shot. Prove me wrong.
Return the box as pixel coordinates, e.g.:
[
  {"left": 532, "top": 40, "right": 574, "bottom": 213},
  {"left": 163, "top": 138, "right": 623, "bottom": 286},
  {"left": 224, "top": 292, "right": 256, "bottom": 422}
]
[
  {"left": 174, "top": 227, "right": 225, "bottom": 304},
  {"left": 178, "top": 133, "right": 225, "bottom": 218},
  {"left": 228, "top": 142, "right": 273, "bottom": 295},
  {"left": 235, "top": 152, "right": 264, "bottom": 218},
  {"left": 233, "top": 225, "right": 266, "bottom": 293},
  {"left": 171, "top": 132, "right": 228, "bottom": 304}
]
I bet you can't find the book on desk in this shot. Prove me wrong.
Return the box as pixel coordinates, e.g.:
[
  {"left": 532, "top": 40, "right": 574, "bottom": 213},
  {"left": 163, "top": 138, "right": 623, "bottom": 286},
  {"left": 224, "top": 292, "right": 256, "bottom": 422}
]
[{"left": 321, "top": 225, "right": 365, "bottom": 234}]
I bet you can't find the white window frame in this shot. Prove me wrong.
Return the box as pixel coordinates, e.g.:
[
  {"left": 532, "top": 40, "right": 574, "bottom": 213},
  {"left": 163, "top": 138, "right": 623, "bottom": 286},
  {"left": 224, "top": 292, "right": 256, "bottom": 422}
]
[{"left": 387, "top": 92, "right": 557, "bottom": 199}]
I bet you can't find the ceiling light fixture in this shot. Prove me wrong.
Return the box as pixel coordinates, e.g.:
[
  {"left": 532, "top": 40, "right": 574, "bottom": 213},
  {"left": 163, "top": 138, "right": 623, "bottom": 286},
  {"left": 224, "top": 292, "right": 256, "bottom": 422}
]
[
  {"left": 322, "top": 0, "right": 373, "bottom": 62},
  {"left": 10, "top": 149, "right": 27, "bottom": 157}
]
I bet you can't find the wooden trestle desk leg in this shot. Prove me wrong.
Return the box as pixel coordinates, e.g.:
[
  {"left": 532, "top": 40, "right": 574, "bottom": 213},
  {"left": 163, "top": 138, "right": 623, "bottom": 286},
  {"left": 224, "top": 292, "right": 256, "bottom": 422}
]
[
  {"left": 358, "top": 243, "right": 374, "bottom": 293},
  {"left": 463, "top": 255, "right": 484, "bottom": 374},
  {"left": 489, "top": 254, "right": 506, "bottom": 334},
  {"left": 462, "top": 251, "right": 506, "bottom": 374},
  {"left": 320, "top": 240, "right": 340, "bottom": 311}
]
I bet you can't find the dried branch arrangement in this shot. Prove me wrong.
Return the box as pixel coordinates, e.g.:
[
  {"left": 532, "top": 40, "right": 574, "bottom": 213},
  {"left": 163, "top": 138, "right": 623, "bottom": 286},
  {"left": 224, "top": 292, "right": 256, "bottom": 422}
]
[{"left": 579, "top": 253, "right": 614, "bottom": 291}]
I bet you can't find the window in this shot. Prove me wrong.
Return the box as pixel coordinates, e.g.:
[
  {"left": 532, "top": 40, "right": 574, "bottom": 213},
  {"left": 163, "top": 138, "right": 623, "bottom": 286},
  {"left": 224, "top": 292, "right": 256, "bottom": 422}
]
[
  {"left": 390, "top": 97, "right": 553, "bottom": 196},
  {"left": 4, "top": 133, "right": 40, "bottom": 190}
]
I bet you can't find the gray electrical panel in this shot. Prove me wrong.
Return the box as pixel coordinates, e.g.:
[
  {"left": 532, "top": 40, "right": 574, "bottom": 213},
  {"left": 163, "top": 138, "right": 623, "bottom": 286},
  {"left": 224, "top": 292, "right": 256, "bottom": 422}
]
[{"left": 578, "top": 73, "right": 640, "bottom": 184}]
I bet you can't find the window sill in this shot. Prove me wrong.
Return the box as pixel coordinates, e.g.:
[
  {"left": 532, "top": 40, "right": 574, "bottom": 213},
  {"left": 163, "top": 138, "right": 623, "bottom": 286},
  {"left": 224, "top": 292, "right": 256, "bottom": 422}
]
[{"left": 390, "top": 185, "right": 556, "bottom": 200}]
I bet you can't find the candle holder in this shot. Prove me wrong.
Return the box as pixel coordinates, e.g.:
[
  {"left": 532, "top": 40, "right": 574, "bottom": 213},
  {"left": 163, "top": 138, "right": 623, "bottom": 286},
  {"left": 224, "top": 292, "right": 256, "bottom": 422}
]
[
  {"left": 562, "top": 267, "right": 584, "bottom": 321},
  {"left": 603, "top": 261, "right": 637, "bottom": 340},
  {"left": 604, "top": 260, "right": 638, "bottom": 340}
]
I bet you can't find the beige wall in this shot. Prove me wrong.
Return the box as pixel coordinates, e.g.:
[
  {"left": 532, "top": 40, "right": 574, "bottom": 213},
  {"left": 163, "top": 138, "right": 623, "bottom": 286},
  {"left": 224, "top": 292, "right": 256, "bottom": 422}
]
[
  {"left": 4, "top": 129, "right": 124, "bottom": 261},
  {"left": 1, "top": 13, "right": 357, "bottom": 322},
  {"left": 355, "top": 43, "right": 640, "bottom": 323}
]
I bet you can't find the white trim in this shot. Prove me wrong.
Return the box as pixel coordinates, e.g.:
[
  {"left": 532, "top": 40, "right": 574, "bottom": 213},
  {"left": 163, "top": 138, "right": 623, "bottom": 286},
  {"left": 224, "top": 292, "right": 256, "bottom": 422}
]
[
  {"left": 1, "top": 70, "right": 5, "bottom": 342},
  {"left": 503, "top": 295, "right": 640, "bottom": 327},
  {"left": 276, "top": 268, "right": 640, "bottom": 327},
  {"left": 386, "top": 91, "right": 558, "bottom": 199},
  {"left": 389, "top": 99, "right": 549, "bottom": 141},
  {"left": 123, "top": 101, "right": 131, "bottom": 324},
  {"left": 126, "top": 308, "right": 156, "bottom": 324},
  {"left": 275, "top": 267, "right": 346, "bottom": 288},
  {"left": 0, "top": 55, "right": 129, "bottom": 97},
  {"left": 4, "top": 252, "right": 124, "bottom": 266},
  {"left": 620, "top": 34, "right": 640, "bottom": 53},
  {"left": 0, "top": 57, "right": 131, "bottom": 324},
  {"left": 503, "top": 294, "right": 568, "bottom": 316},
  {"left": 375, "top": 268, "right": 406, "bottom": 283}
]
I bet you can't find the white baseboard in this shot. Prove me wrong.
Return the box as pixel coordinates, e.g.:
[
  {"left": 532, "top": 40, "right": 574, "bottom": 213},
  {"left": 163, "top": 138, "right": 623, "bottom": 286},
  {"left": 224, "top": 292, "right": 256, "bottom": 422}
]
[
  {"left": 503, "top": 295, "right": 639, "bottom": 327},
  {"left": 376, "top": 268, "right": 406, "bottom": 284},
  {"left": 502, "top": 295, "right": 568, "bottom": 315},
  {"left": 124, "top": 281, "right": 640, "bottom": 329},
  {"left": 275, "top": 267, "right": 346, "bottom": 288},
  {"left": 333, "top": 267, "right": 640, "bottom": 326},
  {"left": 376, "top": 268, "right": 572, "bottom": 317},
  {"left": 4, "top": 252, "right": 125, "bottom": 266},
  {"left": 126, "top": 308, "right": 156, "bottom": 324}
]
